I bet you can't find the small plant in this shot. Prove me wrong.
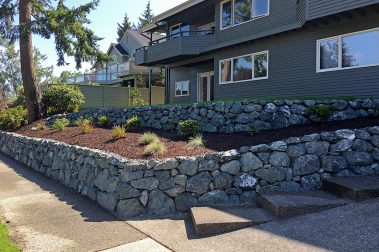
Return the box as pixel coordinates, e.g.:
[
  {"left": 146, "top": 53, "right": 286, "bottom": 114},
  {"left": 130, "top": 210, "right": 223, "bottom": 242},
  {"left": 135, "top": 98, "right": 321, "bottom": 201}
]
[
  {"left": 178, "top": 119, "right": 201, "bottom": 138},
  {"left": 36, "top": 122, "right": 48, "bottom": 131},
  {"left": 129, "top": 87, "right": 147, "bottom": 107},
  {"left": 112, "top": 126, "right": 126, "bottom": 140},
  {"left": 143, "top": 140, "right": 166, "bottom": 156},
  {"left": 139, "top": 132, "right": 159, "bottom": 146},
  {"left": 78, "top": 119, "right": 94, "bottom": 134},
  {"left": 309, "top": 104, "right": 335, "bottom": 121},
  {"left": 52, "top": 118, "right": 70, "bottom": 132},
  {"left": 126, "top": 115, "right": 142, "bottom": 130},
  {"left": 250, "top": 125, "right": 259, "bottom": 135},
  {"left": 97, "top": 116, "right": 109, "bottom": 127},
  {"left": 187, "top": 135, "right": 205, "bottom": 150},
  {"left": 0, "top": 106, "right": 27, "bottom": 131}
]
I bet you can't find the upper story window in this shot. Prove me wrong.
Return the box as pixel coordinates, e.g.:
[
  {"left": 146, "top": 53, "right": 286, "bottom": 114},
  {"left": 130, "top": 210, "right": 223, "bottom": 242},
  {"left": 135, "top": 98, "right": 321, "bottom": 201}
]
[
  {"left": 221, "top": 0, "right": 270, "bottom": 29},
  {"left": 170, "top": 23, "right": 190, "bottom": 39},
  {"left": 317, "top": 28, "right": 379, "bottom": 72}
]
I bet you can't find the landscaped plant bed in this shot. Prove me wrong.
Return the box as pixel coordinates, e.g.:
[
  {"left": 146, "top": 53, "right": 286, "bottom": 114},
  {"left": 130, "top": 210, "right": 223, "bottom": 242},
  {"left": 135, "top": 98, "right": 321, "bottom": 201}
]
[{"left": 16, "top": 117, "right": 379, "bottom": 160}]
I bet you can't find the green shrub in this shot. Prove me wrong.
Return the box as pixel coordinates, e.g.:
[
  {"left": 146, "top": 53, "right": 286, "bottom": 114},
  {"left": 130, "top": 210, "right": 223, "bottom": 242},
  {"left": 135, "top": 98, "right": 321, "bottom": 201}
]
[
  {"left": 42, "top": 84, "right": 84, "bottom": 116},
  {"left": 52, "top": 118, "right": 70, "bottom": 132},
  {"left": 112, "top": 126, "right": 126, "bottom": 140},
  {"left": 130, "top": 88, "right": 147, "bottom": 107},
  {"left": 178, "top": 119, "right": 201, "bottom": 138},
  {"left": 143, "top": 140, "right": 166, "bottom": 156},
  {"left": 97, "top": 116, "right": 110, "bottom": 127},
  {"left": 126, "top": 115, "right": 142, "bottom": 130},
  {"left": 139, "top": 132, "right": 159, "bottom": 146},
  {"left": 36, "top": 122, "right": 48, "bottom": 131},
  {"left": 78, "top": 119, "right": 94, "bottom": 134},
  {"left": 187, "top": 135, "right": 205, "bottom": 150},
  {"left": 309, "top": 104, "right": 335, "bottom": 121},
  {"left": 0, "top": 106, "right": 27, "bottom": 131}
]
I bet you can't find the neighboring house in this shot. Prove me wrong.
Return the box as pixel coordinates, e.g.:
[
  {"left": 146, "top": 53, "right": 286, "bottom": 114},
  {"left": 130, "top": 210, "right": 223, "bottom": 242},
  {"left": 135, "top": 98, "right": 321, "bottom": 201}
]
[
  {"left": 135, "top": 0, "right": 379, "bottom": 104},
  {"left": 68, "top": 29, "right": 164, "bottom": 87}
]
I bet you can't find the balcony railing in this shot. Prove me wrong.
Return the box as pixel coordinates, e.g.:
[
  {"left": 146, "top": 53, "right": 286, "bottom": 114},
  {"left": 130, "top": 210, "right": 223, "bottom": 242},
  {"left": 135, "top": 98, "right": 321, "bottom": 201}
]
[{"left": 67, "top": 62, "right": 131, "bottom": 84}]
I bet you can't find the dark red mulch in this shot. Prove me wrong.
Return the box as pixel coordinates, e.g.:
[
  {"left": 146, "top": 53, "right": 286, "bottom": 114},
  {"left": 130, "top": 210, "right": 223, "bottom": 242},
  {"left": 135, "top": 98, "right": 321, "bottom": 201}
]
[{"left": 16, "top": 117, "right": 379, "bottom": 160}]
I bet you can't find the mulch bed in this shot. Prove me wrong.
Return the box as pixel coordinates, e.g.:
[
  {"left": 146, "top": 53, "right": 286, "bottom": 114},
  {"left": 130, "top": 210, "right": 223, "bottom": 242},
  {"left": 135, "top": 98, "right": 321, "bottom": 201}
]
[{"left": 16, "top": 117, "right": 379, "bottom": 160}]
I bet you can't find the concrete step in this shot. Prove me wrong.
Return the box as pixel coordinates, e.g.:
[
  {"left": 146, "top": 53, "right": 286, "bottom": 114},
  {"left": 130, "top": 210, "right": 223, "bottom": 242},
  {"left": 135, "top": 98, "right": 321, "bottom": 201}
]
[
  {"left": 258, "top": 190, "right": 350, "bottom": 219},
  {"left": 190, "top": 205, "right": 274, "bottom": 236},
  {"left": 322, "top": 176, "right": 379, "bottom": 202}
]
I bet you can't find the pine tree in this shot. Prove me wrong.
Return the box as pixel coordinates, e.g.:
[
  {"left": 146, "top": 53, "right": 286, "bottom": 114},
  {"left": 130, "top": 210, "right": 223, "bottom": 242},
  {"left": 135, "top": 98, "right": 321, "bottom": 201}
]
[
  {"left": 138, "top": 1, "right": 154, "bottom": 29},
  {"left": 117, "top": 13, "right": 132, "bottom": 42},
  {"left": 0, "top": 0, "right": 107, "bottom": 121}
]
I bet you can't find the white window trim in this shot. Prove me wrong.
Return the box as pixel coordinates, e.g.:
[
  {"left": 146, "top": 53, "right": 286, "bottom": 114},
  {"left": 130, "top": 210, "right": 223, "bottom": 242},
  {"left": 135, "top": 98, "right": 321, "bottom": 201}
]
[
  {"left": 316, "top": 27, "right": 379, "bottom": 73},
  {"left": 175, "top": 80, "right": 190, "bottom": 97},
  {"left": 220, "top": 0, "right": 270, "bottom": 31},
  {"left": 219, "top": 50, "right": 269, "bottom": 85}
]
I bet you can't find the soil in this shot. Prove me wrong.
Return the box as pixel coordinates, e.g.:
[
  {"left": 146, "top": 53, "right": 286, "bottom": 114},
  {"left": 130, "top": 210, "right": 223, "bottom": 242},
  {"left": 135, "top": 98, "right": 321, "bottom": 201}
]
[{"left": 16, "top": 117, "right": 379, "bottom": 160}]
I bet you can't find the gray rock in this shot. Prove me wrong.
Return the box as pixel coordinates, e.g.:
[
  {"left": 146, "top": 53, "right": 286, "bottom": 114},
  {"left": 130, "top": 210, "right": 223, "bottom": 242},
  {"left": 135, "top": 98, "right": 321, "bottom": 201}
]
[
  {"left": 264, "top": 103, "right": 277, "bottom": 113},
  {"left": 148, "top": 189, "right": 176, "bottom": 215},
  {"left": 97, "top": 192, "right": 118, "bottom": 212},
  {"left": 116, "top": 183, "right": 141, "bottom": 199},
  {"left": 165, "top": 185, "right": 185, "bottom": 197},
  {"left": 154, "top": 171, "right": 171, "bottom": 182},
  {"left": 301, "top": 134, "right": 320, "bottom": 142},
  {"left": 286, "top": 137, "right": 301, "bottom": 144},
  {"left": 321, "top": 156, "right": 348, "bottom": 172},
  {"left": 330, "top": 139, "right": 353, "bottom": 152},
  {"left": 233, "top": 174, "right": 257, "bottom": 190},
  {"left": 121, "top": 170, "right": 144, "bottom": 182},
  {"left": 289, "top": 114, "right": 308, "bottom": 125},
  {"left": 250, "top": 144, "right": 269, "bottom": 153},
  {"left": 236, "top": 113, "right": 250, "bottom": 124},
  {"left": 335, "top": 169, "right": 355, "bottom": 177},
  {"left": 272, "top": 114, "right": 289, "bottom": 129},
  {"left": 225, "top": 188, "right": 243, "bottom": 195},
  {"left": 287, "top": 144, "right": 306, "bottom": 158},
  {"left": 211, "top": 114, "right": 225, "bottom": 127},
  {"left": 198, "top": 159, "right": 220, "bottom": 171},
  {"left": 159, "top": 177, "right": 175, "bottom": 190},
  {"left": 292, "top": 155, "right": 320, "bottom": 176},
  {"left": 230, "top": 102, "right": 242, "bottom": 114},
  {"left": 178, "top": 158, "right": 199, "bottom": 176},
  {"left": 117, "top": 199, "right": 145, "bottom": 218},
  {"left": 269, "top": 152, "right": 290, "bottom": 167},
  {"left": 139, "top": 190, "right": 149, "bottom": 206},
  {"left": 153, "top": 159, "right": 179, "bottom": 170},
  {"left": 220, "top": 150, "right": 240, "bottom": 162},
  {"left": 220, "top": 160, "right": 241, "bottom": 175},
  {"left": 131, "top": 177, "right": 159, "bottom": 190},
  {"left": 335, "top": 129, "right": 356, "bottom": 140},
  {"left": 301, "top": 174, "right": 321, "bottom": 190},
  {"left": 175, "top": 192, "right": 198, "bottom": 212},
  {"left": 255, "top": 167, "right": 287, "bottom": 184},
  {"left": 214, "top": 172, "right": 232, "bottom": 189},
  {"left": 354, "top": 129, "right": 371, "bottom": 140},
  {"left": 203, "top": 123, "right": 217, "bottom": 133},
  {"left": 270, "top": 141, "right": 287, "bottom": 151},
  {"left": 352, "top": 139, "right": 373, "bottom": 152},
  {"left": 372, "top": 149, "right": 379, "bottom": 161},
  {"left": 352, "top": 166, "right": 375, "bottom": 176},
  {"left": 372, "top": 135, "right": 379, "bottom": 148},
  {"left": 240, "top": 191, "right": 257, "bottom": 203},
  {"left": 186, "top": 172, "right": 211, "bottom": 194},
  {"left": 199, "top": 190, "right": 229, "bottom": 205},
  {"left": 279, "top": 181, "right": 301, "bottom": 191},
  {"left": 343, "top": 152, "right": 374, "bottom": 166},
  {"left": 320, "top": 132, "right": 339, "bottom": 143},
  {"left": 174, "top": 175, "right": 187, "bottom": 187},
  {"left": 305, "top": 141, "right": 330, "bottom": 156},
  {"left": 93, "top": 170, "right": 109, "bottom": 192},
  {"left": 368, "top": 126, "right": 379, "bottom": 135},
  {"left": 240, "top": 152, "right": 263, "bottom": 172}
]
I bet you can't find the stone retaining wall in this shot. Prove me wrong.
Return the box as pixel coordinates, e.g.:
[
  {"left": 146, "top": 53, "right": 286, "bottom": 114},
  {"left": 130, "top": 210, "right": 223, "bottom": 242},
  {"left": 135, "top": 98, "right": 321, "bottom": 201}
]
[
  {"left": 1, "top": 127, "right": 379, "bottom": 218},
  {"left": 47, "top": 99, "right": 379, "bottom": 133}
]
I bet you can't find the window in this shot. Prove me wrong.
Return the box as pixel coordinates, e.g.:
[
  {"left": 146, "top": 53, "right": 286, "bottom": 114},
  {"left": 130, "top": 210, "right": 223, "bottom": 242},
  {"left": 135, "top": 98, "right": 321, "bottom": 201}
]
[
  {"left": 170, "top": 24, "right": 190, "bottom": 39},
  {"left": 221, "top": 0, "right": 269, "bottom": 29},
  {"left": 317, "top": 28, "right": 379, "bottom": 72},
  {"left": 219, "top": 51, "right": 269, "bottom": 84},
  {"left": 175, "top": 81, "right": 190, "bottom": 97}
]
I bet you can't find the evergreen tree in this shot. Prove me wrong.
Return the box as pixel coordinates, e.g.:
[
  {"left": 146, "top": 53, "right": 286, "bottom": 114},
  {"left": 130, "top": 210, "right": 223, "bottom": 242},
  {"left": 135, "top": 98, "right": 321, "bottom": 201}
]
[
  {"left": 138, "top": 1, "right": 154, "bottom": 29},
  {"left": 117, "top": 13, "right": 132, "bottom": 42},
  {"left": 0, "top": 0, "right": 107, "bottom": 121}
]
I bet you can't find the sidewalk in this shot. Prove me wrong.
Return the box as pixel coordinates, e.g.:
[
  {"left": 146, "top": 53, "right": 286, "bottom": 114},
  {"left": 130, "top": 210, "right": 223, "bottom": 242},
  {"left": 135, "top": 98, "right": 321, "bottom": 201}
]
[{"left": 0, "top": 153, "right": 170, "bottom": 252}]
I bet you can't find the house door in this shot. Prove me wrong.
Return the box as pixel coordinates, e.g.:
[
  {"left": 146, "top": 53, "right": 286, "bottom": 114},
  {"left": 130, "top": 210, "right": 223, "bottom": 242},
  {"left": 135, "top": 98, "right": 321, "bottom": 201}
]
[{"left": 197, "top": 72, "right": 214, "bottom": 102}]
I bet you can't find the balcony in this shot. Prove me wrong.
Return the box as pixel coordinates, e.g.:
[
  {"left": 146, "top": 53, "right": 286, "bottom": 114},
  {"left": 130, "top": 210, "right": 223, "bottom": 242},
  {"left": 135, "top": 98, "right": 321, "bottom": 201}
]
[{"left": 135, "top": 30, "right": 215, "bottom": 66}]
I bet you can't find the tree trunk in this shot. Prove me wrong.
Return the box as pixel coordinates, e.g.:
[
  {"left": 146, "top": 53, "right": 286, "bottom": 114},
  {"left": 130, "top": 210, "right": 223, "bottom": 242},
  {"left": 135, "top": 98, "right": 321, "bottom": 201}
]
[{"left": 19, "top": 0, "right": 42, "bottom": 122}]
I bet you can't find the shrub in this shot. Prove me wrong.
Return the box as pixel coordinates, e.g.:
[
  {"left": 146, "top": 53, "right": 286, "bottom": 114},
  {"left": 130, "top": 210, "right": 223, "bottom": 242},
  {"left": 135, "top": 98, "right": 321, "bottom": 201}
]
[
  {"left": 250, "top": 125, "right": 259, "bottom": 135},
  {"left": 139, "top": 132, "right": 159, "bottom": 146},
  {"left": 187, "top": 135, "right": 205, "bottom": 150},
  {"left": 126, "top": 115, "right": 142, "bottom": 130},
  {"left": 0, "top": 106, "right": 27, "bottom": 131},
  {"left": 42, "top": 84, "right": 84, "bottom": 116},
  {"left": 36, "top": 123, "right": 48, "bottom": 131},
  {"left": 52, "top": 118, "right": 70, "bottom": 132},
  {"left": 112, "top": 126, "right": 126, "bottom": 140},
  {"left": 143, "top": 140, "right": 166, "bottom": 156},
  {"left": 309, "top": 104, "right": 335, "bottom": 121},
  {"left": 178, "top": 119, "right": 201, "bottom": 138},
  {"left": 78, "top": 119, "right": 94, "bottom": 134},
  {"left": 130, "top": 87, "right": 147, "bottom": 107},
  {"left": 97, "top": 116, "right": 110, "bottom": 128}
]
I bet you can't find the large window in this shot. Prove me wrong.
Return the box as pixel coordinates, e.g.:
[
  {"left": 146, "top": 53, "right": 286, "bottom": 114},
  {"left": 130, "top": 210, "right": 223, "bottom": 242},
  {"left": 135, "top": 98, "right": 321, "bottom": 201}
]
[
  {"left": 170, "top": 24, "right": 190, "bottom": 39},
  {"left": 175, "top": 81, "right": 190, "bottom": 97},
  {"left": 220, "top": 51, "right": 268, "bottom": 84},
  {"left": 221, "top": 0, "right": 270, "bottom": 29},
  {"left": 317, "top": 28, "right": 379, "bottom": 72}
]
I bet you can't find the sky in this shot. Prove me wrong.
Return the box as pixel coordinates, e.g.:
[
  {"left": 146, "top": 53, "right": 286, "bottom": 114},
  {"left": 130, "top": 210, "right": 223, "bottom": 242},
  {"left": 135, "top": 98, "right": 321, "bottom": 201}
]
[{"left": 33, "top": 0, "right": 187, "bottom": 75}]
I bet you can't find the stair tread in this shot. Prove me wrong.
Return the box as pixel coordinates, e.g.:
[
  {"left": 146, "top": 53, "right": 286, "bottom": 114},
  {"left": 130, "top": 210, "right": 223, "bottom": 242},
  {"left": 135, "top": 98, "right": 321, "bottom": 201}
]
[
  {"left": 323, "top": 176, "right": 379, "bottom": 191},
  {"left": 190, "top": 205, "right": 274, "bottom": 236}
]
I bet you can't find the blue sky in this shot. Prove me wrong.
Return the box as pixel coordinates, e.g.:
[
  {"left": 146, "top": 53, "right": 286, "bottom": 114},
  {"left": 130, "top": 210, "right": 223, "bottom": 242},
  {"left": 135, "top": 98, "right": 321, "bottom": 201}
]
[{"left": 33, "top": 0, "right": 187, "bottom": 75}]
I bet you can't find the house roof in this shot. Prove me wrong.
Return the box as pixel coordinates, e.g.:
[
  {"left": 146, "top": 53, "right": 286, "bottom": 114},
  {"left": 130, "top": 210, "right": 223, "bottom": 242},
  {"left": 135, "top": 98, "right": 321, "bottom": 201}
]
[
  {"left": 140, "top": 0, "right": 206, "bottom": 33},
  {"left": 106, "top": 43, "right": 129, "bottom": 56},
  {"left": 121, "top": 29, "right": 164, "bottom": 47}
]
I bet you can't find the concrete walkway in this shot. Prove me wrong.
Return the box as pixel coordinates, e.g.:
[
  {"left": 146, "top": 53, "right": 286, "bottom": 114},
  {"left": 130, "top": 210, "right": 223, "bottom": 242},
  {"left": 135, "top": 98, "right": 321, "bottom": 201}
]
[{"left": 1, "top": 152, "right": 379, "bottom": 252}]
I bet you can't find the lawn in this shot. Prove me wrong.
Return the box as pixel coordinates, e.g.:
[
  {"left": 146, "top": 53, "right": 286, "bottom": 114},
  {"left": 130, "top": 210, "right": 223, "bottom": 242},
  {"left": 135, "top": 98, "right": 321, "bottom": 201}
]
[{"left": 0, "top": 222, "right": 19, "bottom": 252}]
